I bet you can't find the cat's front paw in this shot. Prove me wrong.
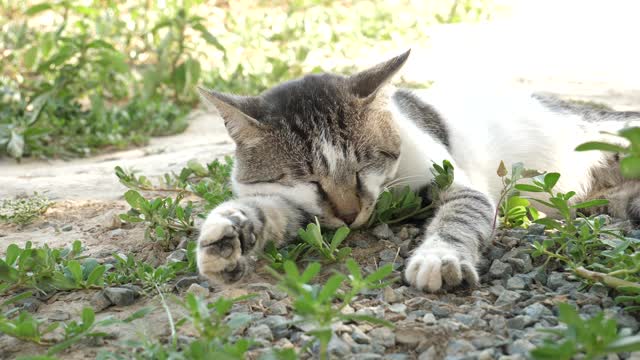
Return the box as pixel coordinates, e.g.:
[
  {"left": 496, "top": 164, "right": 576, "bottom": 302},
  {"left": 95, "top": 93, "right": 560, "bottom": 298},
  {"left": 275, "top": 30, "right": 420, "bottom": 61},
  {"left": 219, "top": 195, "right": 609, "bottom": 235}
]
[
  {"left": 197, "top": 209, "right": 257, "bottom": 284},
  {"left": 404, "top": 241, "right": 479, "bottom": 292}
]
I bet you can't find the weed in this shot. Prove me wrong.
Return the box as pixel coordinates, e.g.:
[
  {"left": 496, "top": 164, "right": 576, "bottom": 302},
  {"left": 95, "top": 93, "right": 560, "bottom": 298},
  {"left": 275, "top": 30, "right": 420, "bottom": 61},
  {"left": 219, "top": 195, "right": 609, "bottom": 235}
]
[
  {"left": 0, "top": 288, "right": 149, "bottom": 353},
  {"left": 530, "top": 303, "right": 640, "bottom": 360},
  {"left": 297, "top": 219, "right": 352, "bottom": 263},
  {"left": 0, "top": 240, "right": 105, "bottom": 295},
  {"left": 0, "top": 193, "right": 52, "bottom": 226},
  {"left": 495, "top": 161, "right": 544, "bottom": 228},
  {"left": 368, "top": 159, "right": 455, "bottom": 226},
  {"left": 269, "top": 260, "right": 393, "bottom": 360},
  {"left": 119, "top": 190, "right": 195, "bottom": 250},
  {"left": 516, "top": 172, "right": 640, "bottom": 308},
  {"left": 262, "top": 241, "right": 309, "bottom": 271}
]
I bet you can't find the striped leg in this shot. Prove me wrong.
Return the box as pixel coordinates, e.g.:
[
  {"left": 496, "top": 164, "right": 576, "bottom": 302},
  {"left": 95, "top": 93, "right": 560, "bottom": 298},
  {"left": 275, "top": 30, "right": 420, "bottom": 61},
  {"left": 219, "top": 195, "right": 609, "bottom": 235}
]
[
  {"left": 197, "top": 195, "right": 311, "bottom": 284},
  {"left": 404, "top": 186, "right": 495, "bottom": 292}
]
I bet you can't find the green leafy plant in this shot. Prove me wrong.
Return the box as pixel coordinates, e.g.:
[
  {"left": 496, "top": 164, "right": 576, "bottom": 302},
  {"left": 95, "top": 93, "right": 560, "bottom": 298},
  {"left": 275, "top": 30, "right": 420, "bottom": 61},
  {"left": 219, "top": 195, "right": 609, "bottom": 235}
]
[
  {"left": 495, "top": 161, "right": 543, "bottom": 228},
  {"left": 0, "top": 193, "right": 52, "bottom": 225},
  {"left": 516, "top": 172, "right": 640, "bottom": 308},
  {"left": 269, "top": 260, "right": 393, "bottom": 360},
  {"left": 119, "top": 190, "right": 195, "bottom": 250},
  {"left": 116, "top": 157, "right": 233, "bottom": 213},
  {"left": 0, "top": 240, "right": 105, "bottom": 295},
  {"left": 262, "top": 241, "right": 309, "bottom": 271},
  {"left": 368, "top": 159, "right": 455, "bottom": 226},
  {"left": 297, "top": 219, "right": 352, "bottom": 263},
  {"left": 576, "top": 127, "right": 640, "bottom": 178},
  {"left": 530, "top": 303, "right": 640, "bottom": 360}
]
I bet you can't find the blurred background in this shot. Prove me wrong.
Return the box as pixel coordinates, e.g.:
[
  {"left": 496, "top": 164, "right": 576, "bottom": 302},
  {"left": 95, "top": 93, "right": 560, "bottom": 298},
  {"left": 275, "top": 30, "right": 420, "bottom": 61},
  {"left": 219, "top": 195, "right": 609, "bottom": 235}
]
[{"left": 1, "top": 0, "right": 639, "bottom": 162}]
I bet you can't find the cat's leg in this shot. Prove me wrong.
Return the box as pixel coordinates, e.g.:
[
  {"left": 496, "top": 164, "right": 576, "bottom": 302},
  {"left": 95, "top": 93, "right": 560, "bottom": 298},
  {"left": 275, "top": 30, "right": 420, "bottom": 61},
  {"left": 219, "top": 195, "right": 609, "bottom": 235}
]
[
  {"left": 580, "top": 182, "right": 640, "bottom": 224},
  {"left": 197, "top": 195, "right": 311, "bottom": 284},
  {"left": 404, "top": 186, "right": 495, "bottom": 292}
]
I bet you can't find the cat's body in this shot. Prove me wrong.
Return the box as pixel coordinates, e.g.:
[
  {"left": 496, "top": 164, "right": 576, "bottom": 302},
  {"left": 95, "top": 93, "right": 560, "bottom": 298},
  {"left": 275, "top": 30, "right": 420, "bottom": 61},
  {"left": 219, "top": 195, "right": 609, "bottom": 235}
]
[{"left": 197, "top": 51, "right": 640, "bottom": 291}]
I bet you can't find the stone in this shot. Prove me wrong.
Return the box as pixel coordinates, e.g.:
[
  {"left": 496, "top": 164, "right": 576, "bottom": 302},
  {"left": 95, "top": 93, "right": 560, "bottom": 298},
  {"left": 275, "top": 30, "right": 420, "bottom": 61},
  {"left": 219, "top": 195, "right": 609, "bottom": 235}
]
[
  {"left": 175, "top": 275, "right": 200, "bottom": 291},
  {"left": 351, "top": 327, "right": 371, "bottom": 344},
  {"left": 372, "top": 224, "right": 394, "bottom": 239},
  {"left": 418, "top": 346, "right": 438, "bottom": 360},
  {"left": 494, "top": 290, "right": 521, "bottom": 307},
  {"left": 589, "top": 283, "right": 609, "bottom": 297},
  {"left": 580, "top": 304, "right": 602, "bottom": 316},
  {"left": 522, "top": 303, "right": 552, "bottom": 320},
  {"left": 446, "top": 339, "right": 475, "bottom": 356},
  {"left": 506, "top": 315, "right": 534, "bottom": 330},
  {"left": 18, "top": 297, "right": 42, "bottom": 313},
  {"left": 616, "top": 313, "right": 639, "bottom": 332},
  {"left": 328, "top": 334, "right": 351, "bottom": 358},
  {"left": 269, "top": 301, "right": 288, "bottom": 315},
  {"left": 489, "top": 260, "right": 513, "bottom": 279},
  {"left": 104, "top": 287, "right": 138, "bottom": 306},
  {"left": 186, "top": 283, "right": 209, "bottom": 298},
  {"left": 453, "top": 313, "right": 484, "bottom": 328},
  {"left": 379, "top": 249, "right": 397, "bottom": 262},
  {"left": 527, "top": 223, "right": 546, "bottom": 235},
  {"left": 369, "top": 327, "right": 395, "bottom": 347},
  {"left": 166, "top": 249, "right": 187, "bottom": 263},
  {"left": 90, "top": 291, "right": 112, "bottom": 311},
  {"left": 547, "top": 272, "right": 568, "bottom": 290},
  {"left": 61, "top": 224, "right": 73, "bottom": 231},
  {"left": 388, "top": 303, "right": 407, "bottom": 314},
  {"left": 507, "top": 339, "right": 534, "bottom": 355},
  {"left": 354, "top": 354, "right": 383, "bottom": 360},
  {"left": 382, "top": 286, "right": 402, "bottom": 303},
  {"left": 431, "top": 304, "right": 450, "bottom": 318},
  {"left": 395, "top": 328, "right": 426, "bottom": 348},
  {"left": 506, "top": 276, "right": 527, "bottom": 290},
  {"left": 422, "top": 313, "right": 437, "bottom": 325},
  {"left": 49, "top": 310, "right": 71, "bottom": 321},
  {"left": 383, "top": 354, "right": 410, "bottom": 360},
  {"left": 247, "top": 324, "right": 273, "bottom": 342},
  {"left": 397, "top": 227, "right": 410, "bottom": 240}
]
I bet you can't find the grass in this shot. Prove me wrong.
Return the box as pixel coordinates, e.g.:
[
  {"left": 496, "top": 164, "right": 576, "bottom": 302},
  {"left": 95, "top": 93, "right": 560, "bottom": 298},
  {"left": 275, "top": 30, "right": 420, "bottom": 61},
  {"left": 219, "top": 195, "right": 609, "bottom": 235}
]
[{"left": 0, "top": 193, "right": 52, "bottom": 226}]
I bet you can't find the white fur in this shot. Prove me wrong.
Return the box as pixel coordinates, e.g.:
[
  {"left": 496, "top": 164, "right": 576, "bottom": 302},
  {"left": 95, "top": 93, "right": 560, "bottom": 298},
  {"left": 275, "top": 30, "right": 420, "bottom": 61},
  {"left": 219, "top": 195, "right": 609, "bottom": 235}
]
[
  {"left": 393, "top": 85, "right": 616, "bottom": 291},
  {"left": 393, "top": 86, "right": 608, "bottom": 205}
]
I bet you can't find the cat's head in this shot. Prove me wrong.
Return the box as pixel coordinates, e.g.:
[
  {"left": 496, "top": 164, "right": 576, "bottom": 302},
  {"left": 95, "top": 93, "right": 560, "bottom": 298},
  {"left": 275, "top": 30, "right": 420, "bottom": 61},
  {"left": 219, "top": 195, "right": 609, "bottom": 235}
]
[{"left": 200, "top": 51, "right": 410, "bottom": 228}]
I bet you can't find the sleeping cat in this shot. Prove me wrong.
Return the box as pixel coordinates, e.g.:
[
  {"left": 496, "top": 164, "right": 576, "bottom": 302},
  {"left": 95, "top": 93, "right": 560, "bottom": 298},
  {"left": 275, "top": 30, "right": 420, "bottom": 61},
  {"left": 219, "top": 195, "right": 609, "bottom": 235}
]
[{"left": 196, "top": 50, "right": 640, "bottom": 292}]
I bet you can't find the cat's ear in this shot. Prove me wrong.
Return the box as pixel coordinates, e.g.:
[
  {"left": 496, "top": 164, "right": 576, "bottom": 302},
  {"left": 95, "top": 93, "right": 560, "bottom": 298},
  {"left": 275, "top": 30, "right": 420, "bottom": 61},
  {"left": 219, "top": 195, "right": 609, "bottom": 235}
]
[
  {"left": 349, "top": 49, "right": 411, "bottom": 98},
  {"left": 198, "top": 87, "right": 264, "bottom": 144}
]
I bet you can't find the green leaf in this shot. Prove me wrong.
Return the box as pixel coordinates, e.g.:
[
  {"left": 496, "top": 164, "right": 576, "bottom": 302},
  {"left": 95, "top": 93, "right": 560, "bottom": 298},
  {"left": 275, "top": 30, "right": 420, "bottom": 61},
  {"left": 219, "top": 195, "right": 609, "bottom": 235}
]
[
  {"left": 543, "top": 173, "right": 561, "bottom": 190},
  {"left": 575, "top": 141, "right": 627, "bottom": 153},
  {"left": 67, "top": 260, "right": 83, "bottom": 283},
  {"left": 514, "top": 184, "right": 544, "bottom": 192},
  {"left": 86, "top": 265, "right": 105, "bottom": 286},
  {"left": 25, "top": 3, "right": 53, "bottom": 15},
  {"left": 300, "top": 262, "right": 321, "bottom": 283},
  {"left": 330, "top": 226, "right": 350, "bottom": 251},
  {"left": 123, "top": 190, "right": 146, "bottom": 209},
  {"left": 81, "top": 307, "right": 95, "bottom": 327},
  {"left": 192, "top": 23, "right": 226, "bottom": 52},
  {"left": 620, "top": 156, "right": 640, "bottom": 179},
  {"left": 571, "top": 199, "right": 609, "bottom": 209},
  {"left": 317, "top": 274, "right": 345, "bottom": 303},
  {"left": 7, "top": 130, "right": 25, "bottom": 159}
]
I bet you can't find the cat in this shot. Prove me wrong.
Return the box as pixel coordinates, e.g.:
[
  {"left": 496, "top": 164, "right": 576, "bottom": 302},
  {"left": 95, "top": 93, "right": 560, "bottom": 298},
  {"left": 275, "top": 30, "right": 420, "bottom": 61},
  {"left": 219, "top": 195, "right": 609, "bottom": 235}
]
[{"left": 196, "top": 50, "right": 640, "bottom": 292}]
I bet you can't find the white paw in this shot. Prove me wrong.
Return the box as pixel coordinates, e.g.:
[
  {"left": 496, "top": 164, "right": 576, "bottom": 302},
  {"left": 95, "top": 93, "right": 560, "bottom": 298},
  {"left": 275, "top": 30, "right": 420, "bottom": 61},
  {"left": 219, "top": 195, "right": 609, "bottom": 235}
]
[
  {"left": 197, "top": 209, "right": 255, "bottom": 284},
  {"left": 404, "top": 242, "right": 479, "bottom": 292}
]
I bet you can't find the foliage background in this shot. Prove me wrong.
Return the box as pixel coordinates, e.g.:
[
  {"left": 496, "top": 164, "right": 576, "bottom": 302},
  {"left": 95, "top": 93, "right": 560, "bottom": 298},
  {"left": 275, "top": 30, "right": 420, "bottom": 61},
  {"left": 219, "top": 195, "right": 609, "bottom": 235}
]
[{"left": 0, "top": 0, "right": 499, "bottom": 160}]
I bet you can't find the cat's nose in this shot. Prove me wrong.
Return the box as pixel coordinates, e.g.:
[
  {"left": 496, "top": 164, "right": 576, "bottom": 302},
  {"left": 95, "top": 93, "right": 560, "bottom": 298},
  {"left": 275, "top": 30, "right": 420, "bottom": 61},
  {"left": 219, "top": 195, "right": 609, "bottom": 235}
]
[{"left": 337, "top": 211, "right": 358, "bottom": 225}]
